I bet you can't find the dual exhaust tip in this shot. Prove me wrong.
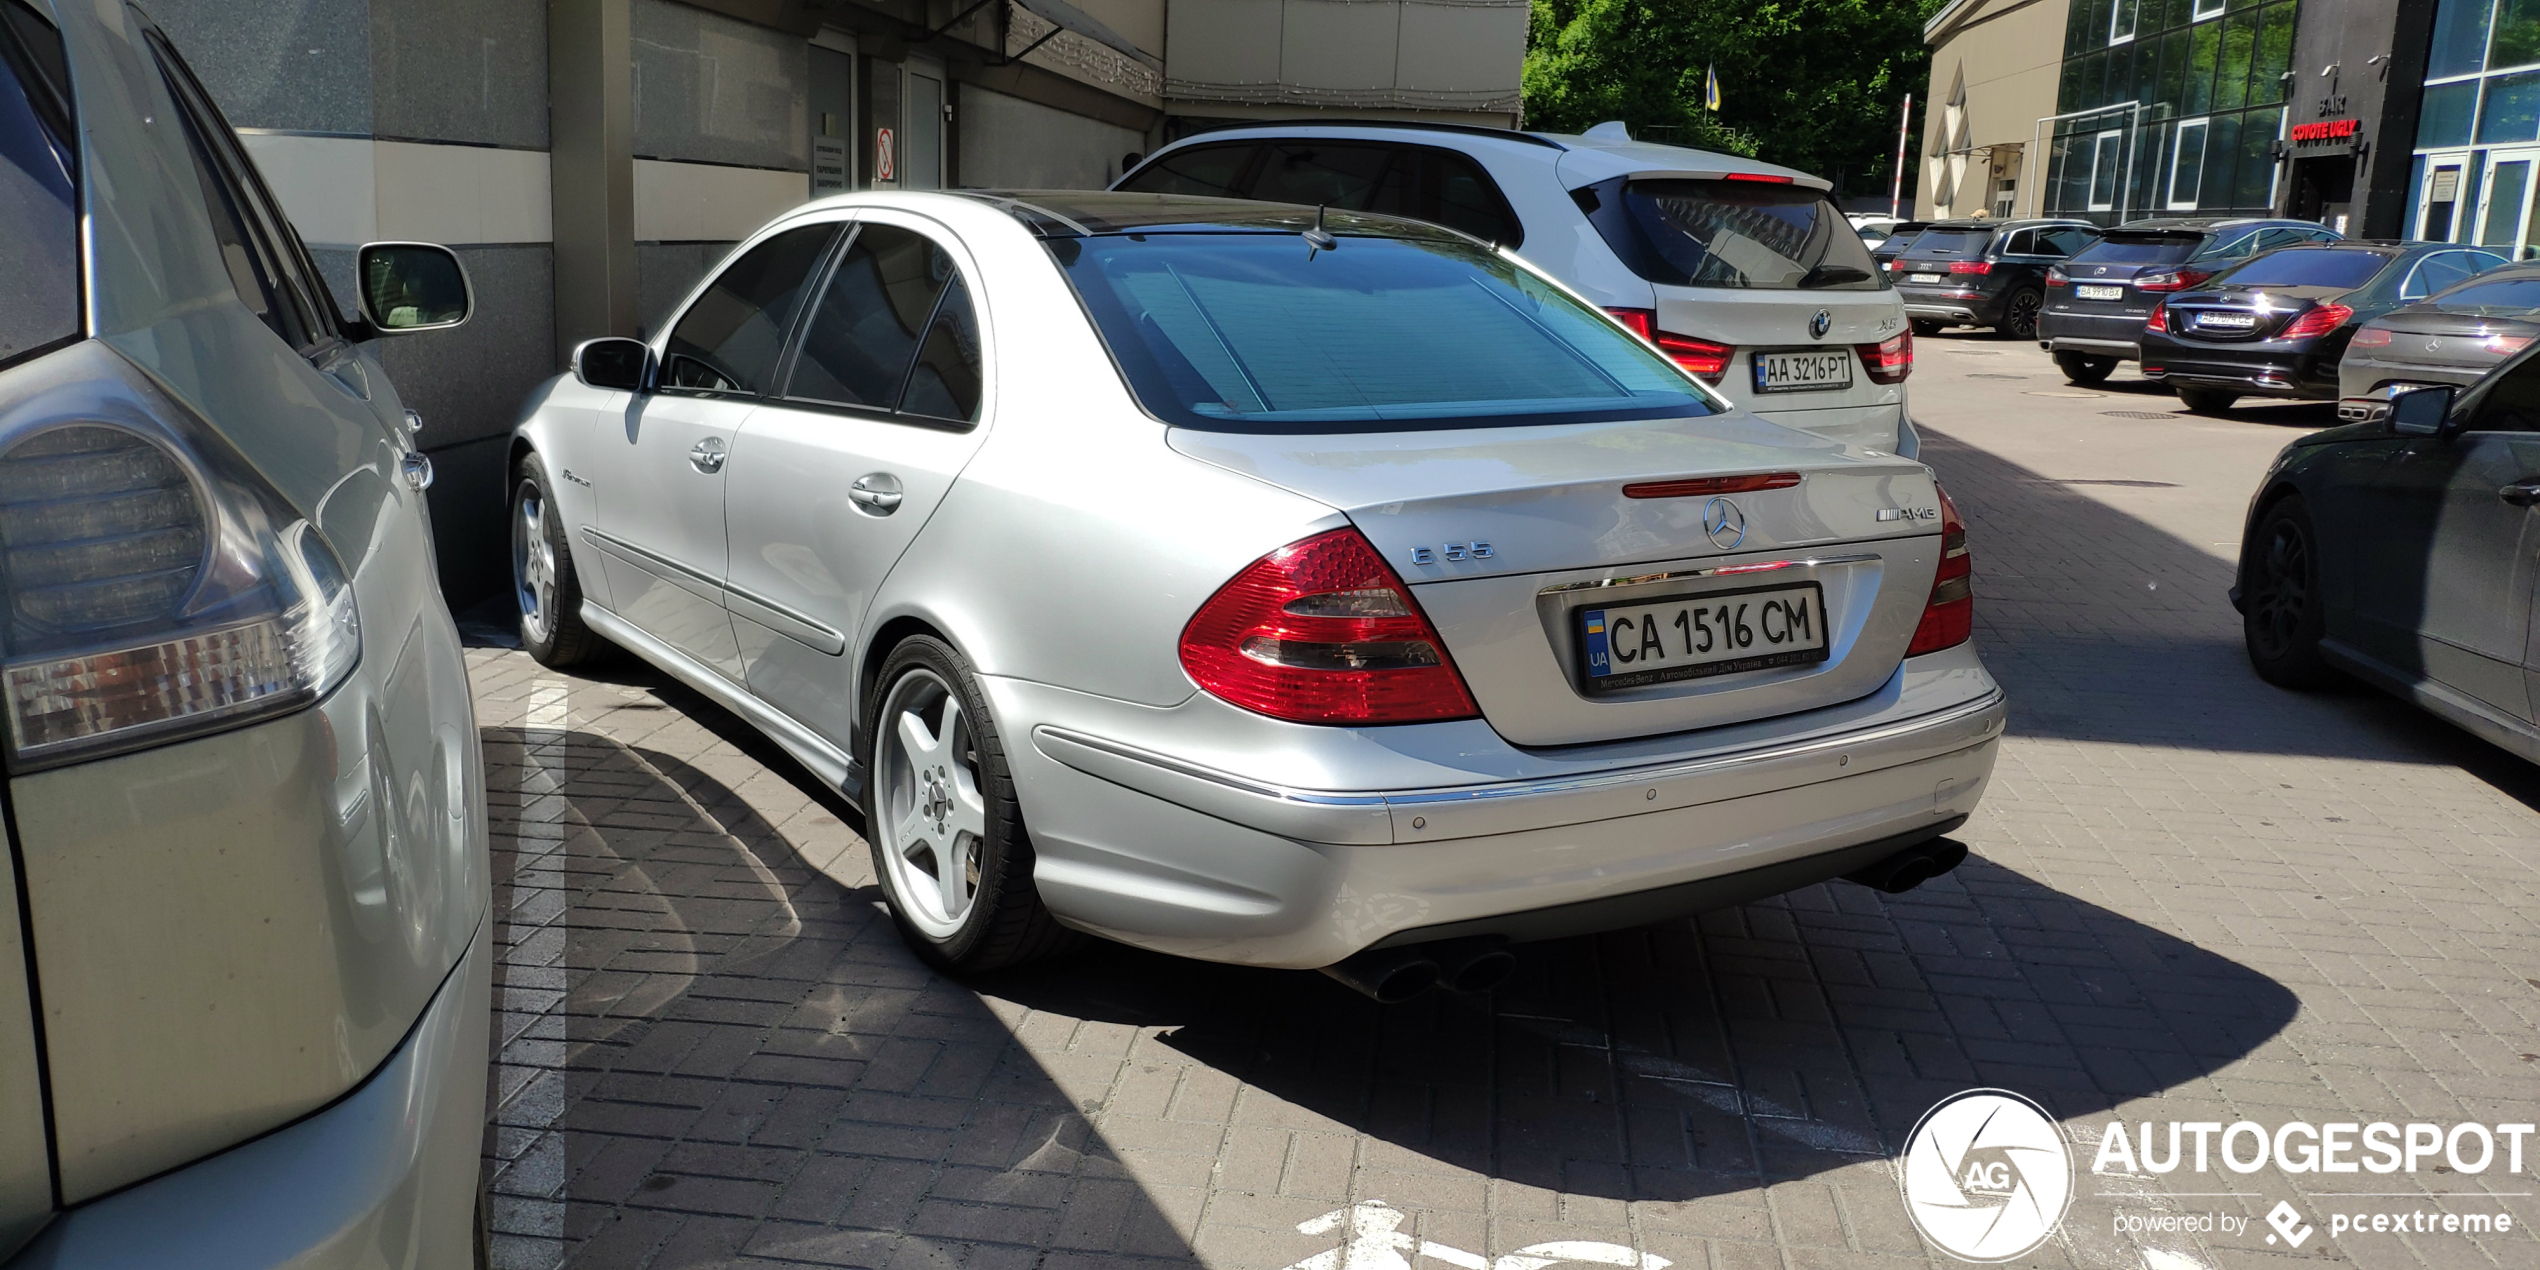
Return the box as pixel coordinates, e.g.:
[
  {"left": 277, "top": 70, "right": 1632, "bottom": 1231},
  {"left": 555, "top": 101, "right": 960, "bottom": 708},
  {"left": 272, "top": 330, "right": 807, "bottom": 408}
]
[{"left": 1317, "top": 835, "right": 1971, "bottom": 1002}]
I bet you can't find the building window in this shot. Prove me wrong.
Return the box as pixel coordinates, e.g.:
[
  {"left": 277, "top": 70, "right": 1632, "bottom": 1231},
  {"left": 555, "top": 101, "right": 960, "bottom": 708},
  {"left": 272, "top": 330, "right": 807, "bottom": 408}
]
[
  {"left": 2088, "top": 129, "right": 2124, "bottom": 210},
  {"left": 2111, "top": 0, "right": 2138, "bottom": 45},
  {"left": 2482, "top": 70, "right": 2540, "bottom": 141},
  {"left": 2192, "top": 0, "right": 2224, "bottom": 20},
  {"left": 2168, "top": 118, "right": 2208, "bottom": 209},
  {"left": 2433, "top": 0, "right": 2497, "bottom": 78},
  {"left": 2498, "top": 0, "right": 2540, "bottom": 70}
]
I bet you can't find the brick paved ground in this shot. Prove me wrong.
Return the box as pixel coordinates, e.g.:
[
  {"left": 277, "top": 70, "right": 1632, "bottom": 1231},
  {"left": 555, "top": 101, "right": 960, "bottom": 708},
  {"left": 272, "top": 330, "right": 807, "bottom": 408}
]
[{"left": 472, "top": 342, "right": 2540, "bottom": 1269}]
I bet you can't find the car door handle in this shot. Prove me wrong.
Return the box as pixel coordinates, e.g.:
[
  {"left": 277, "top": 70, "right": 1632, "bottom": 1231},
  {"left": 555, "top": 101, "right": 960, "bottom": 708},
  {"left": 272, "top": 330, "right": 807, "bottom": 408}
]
[
  {"left": 688, "top": 437, "right": 726, "bottom": 473},
  {"left": 2502, "top": 480, "right": 2540, "bottom": 507},
  {"left": 849, "top": 472, "right": 903, "bottom": 514}
]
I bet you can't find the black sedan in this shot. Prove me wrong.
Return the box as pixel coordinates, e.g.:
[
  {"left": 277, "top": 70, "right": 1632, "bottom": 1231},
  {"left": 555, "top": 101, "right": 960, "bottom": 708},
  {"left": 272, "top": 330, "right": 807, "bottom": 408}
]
[
  {"left": 2038, "top": 217, "right": 2342, "bottom": 384},
  {"left": 2142, "top": 241, "right": 2507, "bottom": 414},
  {"left": 2233, "top": 367, "right": 2540, "bottom": 765}
]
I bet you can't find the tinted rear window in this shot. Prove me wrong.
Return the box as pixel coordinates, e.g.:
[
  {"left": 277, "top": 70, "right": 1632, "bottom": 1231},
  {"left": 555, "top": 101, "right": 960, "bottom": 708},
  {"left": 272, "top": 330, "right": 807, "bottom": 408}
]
[
  {"left": 2431, "top": 276, "right": 2540, "bottom": 311},
  {"left": 1118, "top": 144, "right": 1257, "bottom": 198},
  {"left": 1053, "top": 232, "right": 1710, "bottom": 433},
  {"left": 0, "top": 1, "right": 77, "bottom": 370},
  {"left": 2071, "top": 235, "right": 2199, "bottom": 266},
  {"left": 1904, "top": 229, "right": 1992, "bottom": 256},
  {"left": 2213, "top": 249, "right": 2391, "bottom": 289},
  {"left": 1580, "top": 176, "right": 1884, "bottom": 290}
]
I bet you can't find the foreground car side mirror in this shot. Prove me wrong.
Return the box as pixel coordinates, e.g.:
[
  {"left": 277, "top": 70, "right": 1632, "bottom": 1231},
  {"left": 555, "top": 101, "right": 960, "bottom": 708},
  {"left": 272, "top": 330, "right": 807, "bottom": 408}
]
[
  {"left": 2389, "top": 384, "right": 2458, "bottom": 437},
  {"left": 573, "top": 337, "right": 651, "bottom": 392},
  {"left": 356, "top": 243, "right": 471, "bottom": 333}
]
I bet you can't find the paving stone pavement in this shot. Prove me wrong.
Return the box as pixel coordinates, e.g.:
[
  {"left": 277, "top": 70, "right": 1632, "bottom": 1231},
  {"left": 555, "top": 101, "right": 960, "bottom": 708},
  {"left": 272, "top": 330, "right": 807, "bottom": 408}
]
[{"left": 471, "top": 352, "right": 2540, "bottom": 1270}]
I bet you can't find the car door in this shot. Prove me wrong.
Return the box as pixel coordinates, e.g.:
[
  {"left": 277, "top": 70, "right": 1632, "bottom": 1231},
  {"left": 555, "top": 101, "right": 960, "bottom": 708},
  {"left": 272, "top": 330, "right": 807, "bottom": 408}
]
[
  {"left": 722, "top": 213, "right": 991, "bottom": 749},
  {"left": 589, "top": 223, "right": 838, "bottom": 679},
  {"left": 2367, "top": 359, "right": 2540, "bottom": 718}
]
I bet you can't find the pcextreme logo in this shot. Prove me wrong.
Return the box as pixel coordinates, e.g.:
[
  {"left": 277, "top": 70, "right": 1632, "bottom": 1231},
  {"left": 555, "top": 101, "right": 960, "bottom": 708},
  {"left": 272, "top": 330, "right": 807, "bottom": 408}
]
[{"left": 1899, "top": 1089, "right": 2076, "bottom": 1262}]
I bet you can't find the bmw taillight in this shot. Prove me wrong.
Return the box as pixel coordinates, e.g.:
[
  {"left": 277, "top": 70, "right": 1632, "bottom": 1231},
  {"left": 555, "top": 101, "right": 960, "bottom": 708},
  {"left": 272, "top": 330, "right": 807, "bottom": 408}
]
[
  {"left": 1605, "top": 307, "right": 1732, "bottom": 382},
  {"left": 0, "top": 408, "right": 360, "bottom": 770},
  {"left": 1948, "top": 260, "right": 1993, "bottom": 275},
  {"left": 1857, "top": 329, "right": 1913, "bottom": 385},
  {"left": 1904, "top": 486, "right": 1971, "bottom": 657},
  {"left": 2134, "top": 268, "right": 2213, "bottom": 293},
  {"left": 2279, "top": 302, "right": 2353, "bottom": 341},
  {"left": 1180, "top": 527, "right": 1478, "bottom": 724},
  {"left": 2145, "top": 302, "right": 2169, "bottom": 334}
]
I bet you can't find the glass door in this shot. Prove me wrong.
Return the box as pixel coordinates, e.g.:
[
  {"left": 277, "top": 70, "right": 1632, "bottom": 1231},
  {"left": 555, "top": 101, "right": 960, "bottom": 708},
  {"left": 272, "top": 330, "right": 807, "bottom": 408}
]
[
  {"left": 2419, "top": 152, "right": 2472, "bottom": 242},
  {"left": 2476, "top": 147, "right": 2540, "bottom": 259}
]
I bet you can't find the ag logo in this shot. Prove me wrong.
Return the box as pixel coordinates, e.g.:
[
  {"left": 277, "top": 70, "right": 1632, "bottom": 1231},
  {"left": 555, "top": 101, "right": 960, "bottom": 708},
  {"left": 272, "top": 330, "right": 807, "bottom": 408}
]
[{"left": 1899, "top": 1089, "right": 2073, "bottom": 1262}]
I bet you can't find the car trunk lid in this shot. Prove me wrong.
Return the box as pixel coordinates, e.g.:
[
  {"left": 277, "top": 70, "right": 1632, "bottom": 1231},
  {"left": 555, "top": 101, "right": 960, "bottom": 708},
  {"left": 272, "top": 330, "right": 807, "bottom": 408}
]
[
  {"left": 1168, "top": 417, "right": 1947, "bottom": 745},
  {"left": 2163, "top": 284, "right": 2349, "bottom": 341}
]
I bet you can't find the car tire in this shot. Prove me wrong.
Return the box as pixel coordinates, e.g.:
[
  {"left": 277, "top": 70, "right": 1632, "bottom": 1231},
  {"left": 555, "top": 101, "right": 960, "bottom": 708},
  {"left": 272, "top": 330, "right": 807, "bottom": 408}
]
[
  {"left": 864, "top": 636, "right": 1080, "bottom": 973},
  {"left": 512, "top": 452, "right": 605, "bottom": 668},
  {"left": 2178, "top": 387, "right": 2239, "bottom": 414},
  {"left": 1997, "top": 287, "right": 2045, "bottom": 341},
  {"left": 2242, "top": 496, "right": 2332, "bottom": 689},
  {"left": 1911, "top": 318, "right": 1945, "bottom": 337},
  {"left": 2053, "top": 352, "right": 2117, "bottom": 385}
]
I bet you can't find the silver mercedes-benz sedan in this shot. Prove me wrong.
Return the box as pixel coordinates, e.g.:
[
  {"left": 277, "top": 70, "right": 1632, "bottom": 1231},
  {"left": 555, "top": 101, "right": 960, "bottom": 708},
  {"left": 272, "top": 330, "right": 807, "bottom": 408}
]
[{"left": 510, "top": 191, "right": 2004, "bottom": 999}]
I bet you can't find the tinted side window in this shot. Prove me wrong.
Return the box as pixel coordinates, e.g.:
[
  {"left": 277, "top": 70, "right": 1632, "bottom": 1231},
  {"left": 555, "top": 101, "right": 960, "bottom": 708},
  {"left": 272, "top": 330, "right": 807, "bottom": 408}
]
[
  {"left": 663, "top": 224, "right": 837, "bottom": 394},
  {"left": 2189, "top": 231, "right": 2258, "bottom": 262},
  {"left": 785, "top": 223, "right": 954, "bottom": 414},
  {"left": 1117, "top": 144, "right": 1258, "bottom": 197},
  {"left": 899, "top": 276, "right": 981, "bottom": 422},
  {"left": 2254, "top": 227, "right": 2311, "bottom": 251},
  {"left": 1999, "top": 230, "right": 2033, "bottom": 256},
  {"left": 0, "top": 0, "right": 76, "bottom": 369},
  {"left": 2406, "top": 251, "right": 2483, "bottom": 300},
  {"left": 2038, "top": 227, "right": 2096, "bottom": 255},
  {"left": 1249, "top": 142, "right": 1392, "bottom": 210},
  {"left": 1364, "top": 146, "right": 1522, "bottom": 246},
  {"left": 148, "top": 28, "right": 336, "bottom": 351}
]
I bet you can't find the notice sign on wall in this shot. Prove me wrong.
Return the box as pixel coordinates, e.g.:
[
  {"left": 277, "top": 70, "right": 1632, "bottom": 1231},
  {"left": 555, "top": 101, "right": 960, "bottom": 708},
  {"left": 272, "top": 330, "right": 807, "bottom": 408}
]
[
  {"left": 2289, "top": 118, "right": 2361, "bottom": 143},
  {"left": 876, "top": 127, "right": 896, "bottom": 182}
]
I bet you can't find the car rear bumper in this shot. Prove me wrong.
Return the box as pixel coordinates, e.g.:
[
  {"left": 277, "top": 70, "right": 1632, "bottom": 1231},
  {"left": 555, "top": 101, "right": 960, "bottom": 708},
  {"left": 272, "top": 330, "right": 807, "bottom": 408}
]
[
  {"left": 2039, "top": 309, "right": 2149, "bottom": 359},
  {"left": 989, "top": 646, "right": 2005, "bottom": 968},
  {"left": 2139, "top": 341, "right": 2336, "bottom": 399},
  {"left": 1899, "top": 286, "right": 2004, "bottom": 325},
  {"left": 7, "top": 922, "right": 491, "bottom": 1270},
  {"left": 2336, "top": 356, "right": 2490, "bottom": 400}
]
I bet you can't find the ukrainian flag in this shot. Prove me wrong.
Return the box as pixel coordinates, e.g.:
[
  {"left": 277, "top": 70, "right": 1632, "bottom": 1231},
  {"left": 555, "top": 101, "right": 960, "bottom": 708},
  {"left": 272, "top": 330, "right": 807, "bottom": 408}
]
[{"left": 1705, "top": 64, "right": 1721, "bottom": 112}]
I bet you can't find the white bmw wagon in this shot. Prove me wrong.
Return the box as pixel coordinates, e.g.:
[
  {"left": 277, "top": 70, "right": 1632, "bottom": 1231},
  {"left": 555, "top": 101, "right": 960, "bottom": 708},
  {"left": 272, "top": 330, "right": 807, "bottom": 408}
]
[{"left": 511, "top": 191, "right": 2003, "bottom": 1001}]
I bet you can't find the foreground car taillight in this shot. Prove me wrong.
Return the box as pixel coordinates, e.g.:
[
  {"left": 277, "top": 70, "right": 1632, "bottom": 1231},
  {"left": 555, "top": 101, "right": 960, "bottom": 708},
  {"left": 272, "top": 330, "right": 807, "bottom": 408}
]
[
  {"left": 1857, "top": 329, "right": 1913, "bottom": 384},
  {"left": 2134, "top": 268, "right": 2212, "bottom": 293},
  {"left": 2488, "top": 333, "right": 2532, "bottom": 355},
  {"left": 1904, "top": 486, "right": 1971, "bottom": 657},
  {"left": 0, "top": 419, "right": 360, "bottom": 769},
  {"left": 1607, "top": 308, "right": 1733, "bottom": 382},
  {"left": 2145, "top": 302, "right": 2169, "bottom": 334},
  {"left": 2279, "top": 302, "right": 2353, "bottom": 341},
  {"left": 1180, "top": 527, "right": 1478, "bottom": 724},
  {"left": 2349, "top": 326, "right": 2393, "bottom": 349}
]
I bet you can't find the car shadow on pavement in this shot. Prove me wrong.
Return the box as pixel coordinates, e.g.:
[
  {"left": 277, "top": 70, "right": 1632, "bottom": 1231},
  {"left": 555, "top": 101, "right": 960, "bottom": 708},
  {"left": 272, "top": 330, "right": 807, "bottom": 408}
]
[
  {"left": 1921, "top": 427, "right": 2540, "bottom": 809},
  {"left": 477, "top": 723, "right": 1207, "bottom": 1268}
]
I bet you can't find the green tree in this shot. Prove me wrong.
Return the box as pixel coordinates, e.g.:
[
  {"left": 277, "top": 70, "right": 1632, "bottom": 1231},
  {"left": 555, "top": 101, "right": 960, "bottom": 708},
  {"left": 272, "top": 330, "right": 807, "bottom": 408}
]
[{"left": 1524, "top": 0, "right": 1946, "bottom": 197}]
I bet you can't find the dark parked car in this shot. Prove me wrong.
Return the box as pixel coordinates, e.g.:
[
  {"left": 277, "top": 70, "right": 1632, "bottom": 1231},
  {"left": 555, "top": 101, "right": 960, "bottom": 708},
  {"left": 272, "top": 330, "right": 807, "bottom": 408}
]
[
  {"left": 1869, "top": 221, "right": 1929, "bottom": 272},
  {"left": 1889, "top": 218, "right": 2098, "bottom": 340},
  {"left": 2143, "top": 241, "right": 2506, "bottom": 414},
  {"left": 2338, "top": 263, "right": 2540, "bottom": 416},
  {"left": 2038, "top": 217, "right": 2343, "bottom": 384},
  {"left": 2233, "top": 371, "right": 2540, "bottom": 766}
]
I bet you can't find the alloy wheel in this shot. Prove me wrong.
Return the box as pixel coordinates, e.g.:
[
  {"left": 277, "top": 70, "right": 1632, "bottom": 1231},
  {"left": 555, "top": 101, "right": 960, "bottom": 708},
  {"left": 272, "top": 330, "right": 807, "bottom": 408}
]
[
  {"left": 875, "top": 668, "right": 988, "bottom": 938},
  {"left": 512, "top": 480, "right": 555, "bottom": 646},
  {"left": 2247, "top": 519, "right": 2310, "bottom": 660},
  {"left": 2005, "top": 290, "right": 2042, "bottom": 340}
]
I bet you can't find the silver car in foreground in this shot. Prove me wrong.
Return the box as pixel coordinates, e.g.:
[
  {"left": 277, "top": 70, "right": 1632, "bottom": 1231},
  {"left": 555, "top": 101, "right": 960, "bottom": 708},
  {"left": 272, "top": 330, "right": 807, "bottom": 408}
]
[
  {"left": 1, "top": 1, "right": 487, "bottom": 1264},
  {"left": 512, "top": 191, "right": 2004, "bottom": 999},
  {"left": 2338, "top": 263, "right": 2540, "bottom": 419}
]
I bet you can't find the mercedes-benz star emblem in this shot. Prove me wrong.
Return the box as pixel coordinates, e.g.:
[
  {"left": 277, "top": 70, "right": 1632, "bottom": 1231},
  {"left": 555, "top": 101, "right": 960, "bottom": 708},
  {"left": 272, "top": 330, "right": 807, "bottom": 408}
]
[
  {"left": 1702, "top": 497, "right": 1747, "bottom": 550},
  {"left": 1809, "top": 309, "right": 1833, "bottom": 339}
]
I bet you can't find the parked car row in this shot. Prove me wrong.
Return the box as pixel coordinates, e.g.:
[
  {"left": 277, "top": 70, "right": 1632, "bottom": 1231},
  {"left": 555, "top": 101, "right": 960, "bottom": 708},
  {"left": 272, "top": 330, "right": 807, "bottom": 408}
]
[{"left": 6, "top": 27, "right": 2002, "bottom": 1265}]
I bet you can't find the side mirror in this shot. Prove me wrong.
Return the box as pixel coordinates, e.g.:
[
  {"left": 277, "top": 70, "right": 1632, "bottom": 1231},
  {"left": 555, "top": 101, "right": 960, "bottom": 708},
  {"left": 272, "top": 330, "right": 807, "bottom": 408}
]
[
  {"left": 356, "top": 243, "right": 471, "bottom": 333},
  {"left": 573, "top": 337, "right": 650, "bottom": 392},
  {"left": 2389, "top": 384, "right": 2457, "bottom": 436}
]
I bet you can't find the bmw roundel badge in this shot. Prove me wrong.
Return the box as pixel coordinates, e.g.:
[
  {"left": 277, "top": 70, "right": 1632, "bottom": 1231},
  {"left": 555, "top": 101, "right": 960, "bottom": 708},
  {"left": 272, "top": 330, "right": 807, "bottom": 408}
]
[{"left": 1809, "top": 309, "right": 1832, "bottom": 340}]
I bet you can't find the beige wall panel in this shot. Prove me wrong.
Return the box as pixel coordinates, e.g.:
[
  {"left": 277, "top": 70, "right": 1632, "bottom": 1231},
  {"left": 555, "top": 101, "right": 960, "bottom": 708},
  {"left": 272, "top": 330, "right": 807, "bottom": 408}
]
[
  {"left": 1166, "top": 0, "right": 1284, "bottom": 87},
  {"left": 960, "top": 85, "right": 1145, "bottom": 188},
  {"left": 1281, "top": 0, "right": 1399, "bottom": 91},
  {"left": 1070, "top": 0, "right": 1167, "bottom": 58},
  {"left": 1395, "top": 0, "right": 1524, "bottom": 94},
  {"left": 632, "top": 159, "right": 809, "bottom": 242}
]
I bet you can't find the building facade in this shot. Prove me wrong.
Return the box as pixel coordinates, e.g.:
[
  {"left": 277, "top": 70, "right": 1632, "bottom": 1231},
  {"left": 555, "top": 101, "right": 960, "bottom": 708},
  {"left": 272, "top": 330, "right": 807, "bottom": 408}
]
[
  {"left": 2406, "top": 0, "right": 2540, "bottom": 254},
  {"left": 150, "top": 0, "right": 1523, "bottom": 605},
  {"left": 1918, "top": 0, "right": 2073, "bottom": 219}
]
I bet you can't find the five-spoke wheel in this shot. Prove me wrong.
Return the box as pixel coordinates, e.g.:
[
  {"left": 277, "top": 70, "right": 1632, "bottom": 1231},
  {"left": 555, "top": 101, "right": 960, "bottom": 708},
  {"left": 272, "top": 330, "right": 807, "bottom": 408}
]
[
  {"left": 510, "top": 452, "right": 602, "bottom": 668},
  {"left": 874, "top": 667, "right": 988, "bottom": 938}
]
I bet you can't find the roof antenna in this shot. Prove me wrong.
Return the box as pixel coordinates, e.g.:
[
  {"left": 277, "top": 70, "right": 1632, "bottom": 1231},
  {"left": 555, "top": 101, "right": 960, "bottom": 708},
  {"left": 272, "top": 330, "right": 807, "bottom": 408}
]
[{"left": 1304, "top": 203, "right": 1337, "bottom": 253}]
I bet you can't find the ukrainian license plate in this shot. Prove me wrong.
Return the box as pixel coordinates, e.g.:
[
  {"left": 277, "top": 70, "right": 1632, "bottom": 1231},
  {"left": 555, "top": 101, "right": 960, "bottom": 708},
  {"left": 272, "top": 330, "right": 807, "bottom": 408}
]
[
  {"left": 2075, "top": 284, "right": 2124, "bottom": 300},
  {"left": 2195, "top": 312, "right": 2258, "bottom": 330},
  {"left": 1579, "top": 583, "right": 1830, "bottom": 691},
  {"left": 1754, "top": 350, "right": 1854, "bottom": 394},
  {"left": 1909, "top": 272, "right": 1944, "bottom": 284}
]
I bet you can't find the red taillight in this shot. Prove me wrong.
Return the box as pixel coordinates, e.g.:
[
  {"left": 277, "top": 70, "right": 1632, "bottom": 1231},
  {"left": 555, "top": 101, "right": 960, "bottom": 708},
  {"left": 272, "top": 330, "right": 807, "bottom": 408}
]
[
  {"left": 1885, "top": 259, "right": 1907, "bottom": 272},
  {"left": 2145, "top": 302, "right": 2168, "bottom": 334},
  {"left": 1948, "top": 260, "right": 1993, "bottom": 275},
  {"left": 1904, "top": 486, "right": 1972, "bottom": 657},
  {"left": 2488, "top": 333, "right": 2532, "bottom": 355},
  {"left": 1723, "top": 172, "right": 1796, "bottom": 183},
  {"left": 2280, "top": 302, "right": 2353, "bottom": 341},
  {"left": 1624, "top": 472, "right": 1803, "bottom": 499},
  {"left": 2350, "top": 326, "right": 2392, "bottom": 349},
  {"left": 1179, "top": 528, "right": 1479, "bottom": 724},
  {"left": 2045, "top": 269, "right": 2069, "bottom": 288},
  {"left": 1607, "top": 308, "right": 1733, "bottom": 381},
  {"left": 2134, "top": 268, "right": 2212, "bottom": 293},
  {"left": 1857, "top": 328, "right": 1913, "bottom": 385}
]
